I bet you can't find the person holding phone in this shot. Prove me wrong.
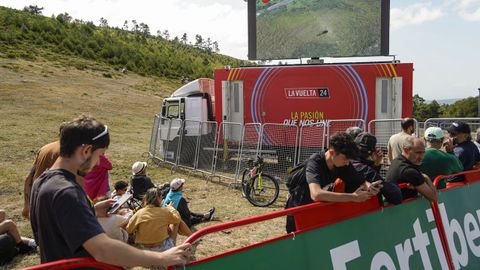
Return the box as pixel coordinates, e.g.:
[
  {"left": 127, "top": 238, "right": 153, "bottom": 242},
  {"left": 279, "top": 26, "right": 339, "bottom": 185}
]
[
  {"left": 351, "top": 132, "right": 402, "bottom": 205},
  {"left": 30, "top": 115, "right": 191, "bottom": 268},
  {"left": 285, "top": 132, "right": 380, "bottom": 233}
]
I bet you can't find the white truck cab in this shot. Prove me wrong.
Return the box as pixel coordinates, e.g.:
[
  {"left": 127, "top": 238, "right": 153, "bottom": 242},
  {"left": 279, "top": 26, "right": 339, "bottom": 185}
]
[{"left": 160, "top": 79, "right": 215, "bottom": 140}]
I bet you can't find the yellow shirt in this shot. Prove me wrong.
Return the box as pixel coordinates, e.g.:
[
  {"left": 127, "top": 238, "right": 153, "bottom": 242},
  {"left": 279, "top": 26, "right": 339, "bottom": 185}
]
[{"left": 126, "top": 205, "right": 180, "bottom": 244}]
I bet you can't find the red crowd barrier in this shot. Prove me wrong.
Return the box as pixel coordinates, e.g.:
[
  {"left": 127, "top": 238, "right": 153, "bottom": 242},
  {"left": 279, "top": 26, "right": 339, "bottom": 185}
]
[
  {"left": 22, "top": 257, "right": 122, "bottom": 270},
  {"left": 24, "top": 169, "right": 480, "bottom": 270}
]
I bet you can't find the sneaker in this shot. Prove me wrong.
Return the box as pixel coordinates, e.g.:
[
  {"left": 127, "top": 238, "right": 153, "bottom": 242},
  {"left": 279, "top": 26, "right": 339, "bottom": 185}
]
[
  {"left": 207, "top": 207, "right": 215, "bottom": 221},
  {"left": 17, "top": 240, "right": 36, "bottom": 254}
]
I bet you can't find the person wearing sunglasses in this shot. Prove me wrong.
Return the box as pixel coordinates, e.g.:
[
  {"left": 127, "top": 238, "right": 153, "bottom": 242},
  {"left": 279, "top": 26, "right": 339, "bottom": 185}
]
[{"left": 30, "top": 114, "right": 191, "bottom": 268}]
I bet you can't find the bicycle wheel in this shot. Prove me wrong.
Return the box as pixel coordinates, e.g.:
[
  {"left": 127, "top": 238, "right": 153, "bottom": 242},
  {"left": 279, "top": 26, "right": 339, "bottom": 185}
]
[
  {"left": 241, "top": 168, "right": 250, "bottom": 197},
  {"left": 245, "top": 173, "right": 279, "bottom": 207}
]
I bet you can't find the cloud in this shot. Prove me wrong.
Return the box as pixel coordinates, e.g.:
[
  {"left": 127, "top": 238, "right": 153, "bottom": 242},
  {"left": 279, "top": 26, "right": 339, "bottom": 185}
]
[
  {"left": 455, "top": 0, "right": 480, "bottom": 21},
  {"left": 391, "top": 3, "right": 445, "bottom": 30}
]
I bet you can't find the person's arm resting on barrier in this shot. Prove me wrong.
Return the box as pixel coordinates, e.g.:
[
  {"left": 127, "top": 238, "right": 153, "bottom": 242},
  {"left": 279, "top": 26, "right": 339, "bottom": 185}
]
[
  {"left": 84, "top": 234, "right": 191, "bottom": 267},
  {"left": 404, "top": 169, "right": 437, "bottom": 202},
  {"left": 308, "top": 182, "right": 372, "bottom": 202}
]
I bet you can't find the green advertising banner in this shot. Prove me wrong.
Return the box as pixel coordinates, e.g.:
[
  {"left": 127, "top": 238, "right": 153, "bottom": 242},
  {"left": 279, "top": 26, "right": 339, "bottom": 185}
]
[
  {"left": 437, "top": 182, "right": 480, "bottom": 270},
  {"left": 179, "top": 198, "right": 448, "bottom": 270}
]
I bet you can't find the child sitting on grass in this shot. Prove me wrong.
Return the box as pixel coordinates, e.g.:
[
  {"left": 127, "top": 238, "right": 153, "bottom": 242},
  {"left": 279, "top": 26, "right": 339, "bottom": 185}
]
[
  {"left": 111, "top": 180, "right": 142, "bottom": 211},
  {"left": 111, "top": 180, "right": 128, "bottom": 200},
  {"left": 126, "top": 187, "right": 181, "bottom": 252}
]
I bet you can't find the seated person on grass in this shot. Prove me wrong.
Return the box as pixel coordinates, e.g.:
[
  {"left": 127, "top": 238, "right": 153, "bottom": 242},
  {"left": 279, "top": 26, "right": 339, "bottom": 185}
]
[
  {"left": 127, "top": 187, "right": 192, "bottom": 252},
  {"left": 111, "top": 180, "right": 128, "bottom": 200},
  {"left": 130, "top": 161, "right": 155, "bottom": 201},
  {"left": 162, "top": 178, "right": 215, "bottom": 228},
  {"left": 0, "top": 209, "right": 36, "bottom": 264}
]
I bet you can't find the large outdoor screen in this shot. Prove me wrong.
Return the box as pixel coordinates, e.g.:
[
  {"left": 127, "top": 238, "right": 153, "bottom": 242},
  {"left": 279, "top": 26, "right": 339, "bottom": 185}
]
[{"left": 248, "top": 0, "right": 390, "bottom": 60}]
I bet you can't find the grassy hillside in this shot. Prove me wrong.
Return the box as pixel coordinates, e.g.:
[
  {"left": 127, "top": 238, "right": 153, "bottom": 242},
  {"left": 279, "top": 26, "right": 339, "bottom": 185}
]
[
  {"left": 0, "top": 6, "right": 249, "bottom": 80},
  {"left": 0, "top": 6, "right": 283, "bottom": 269},
  {"left": 0, "top": 52, "right": 286, "bottom": 269}
]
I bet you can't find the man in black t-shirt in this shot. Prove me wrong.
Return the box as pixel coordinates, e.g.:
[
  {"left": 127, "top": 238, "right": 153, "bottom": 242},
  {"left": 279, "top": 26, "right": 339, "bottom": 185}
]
[
  {"left": 386, "top": 136, "right": 437, "bottom": 202},
  {"left": 286, "top": 132, "right": 379, "bottom": 233},
  {"left": 30, "top": 115, "right": 191, "bottom": 268}
]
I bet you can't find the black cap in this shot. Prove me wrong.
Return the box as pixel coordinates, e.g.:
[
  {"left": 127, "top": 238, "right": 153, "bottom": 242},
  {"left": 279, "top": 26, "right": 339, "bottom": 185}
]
[
  {"left": 447, "top": 121, "right": 471, "bottom": 135},
  {"left": 354, "top": 132, "right": 377, "bottom": 153}
]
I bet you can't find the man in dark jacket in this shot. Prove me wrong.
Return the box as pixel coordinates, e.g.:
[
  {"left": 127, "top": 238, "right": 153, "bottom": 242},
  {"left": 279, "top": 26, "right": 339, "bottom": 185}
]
[
  {"left": 351, "top": 132, "right": 402, "bottom": 205},
  {"left": 130, "top": 161, "right": 155, "bottom": 200},
  {"left": 446, "top": 122, "right": 480, "bottom": 171}
]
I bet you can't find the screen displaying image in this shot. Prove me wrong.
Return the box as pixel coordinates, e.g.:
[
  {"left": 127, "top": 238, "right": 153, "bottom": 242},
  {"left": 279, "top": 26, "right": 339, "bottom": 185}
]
[{"left": 250, "top": 0, "right": 388, "bottom": 60}]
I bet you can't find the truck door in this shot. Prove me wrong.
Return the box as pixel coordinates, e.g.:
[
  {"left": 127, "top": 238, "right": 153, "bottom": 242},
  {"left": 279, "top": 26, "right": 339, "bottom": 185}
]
[
  {"left": 221, "top": 81, "right": 244, "bottom": 142},
  {"left": 375, "top": 77, "right": 402, "bottom": 120},
  {"left": 161, "top": 98, "right": 184, "bottom": 138}
]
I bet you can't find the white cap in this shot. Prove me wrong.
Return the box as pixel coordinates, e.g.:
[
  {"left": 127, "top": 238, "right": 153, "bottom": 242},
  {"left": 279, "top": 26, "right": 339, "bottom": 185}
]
[
  {"left": 170, "top": 178, "right": 185, "bottom": 191},
  {"left": 132, "top": 161, "right": 147, "bottom": 175}
]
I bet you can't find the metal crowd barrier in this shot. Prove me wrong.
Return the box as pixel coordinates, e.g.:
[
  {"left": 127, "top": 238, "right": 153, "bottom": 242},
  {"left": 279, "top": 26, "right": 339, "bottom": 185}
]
[{"left": 147, "top": 118, "right": 480, "bottom": 185}]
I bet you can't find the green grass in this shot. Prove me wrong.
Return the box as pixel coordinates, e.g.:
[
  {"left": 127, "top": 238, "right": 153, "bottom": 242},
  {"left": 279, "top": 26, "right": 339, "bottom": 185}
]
[{"left": 0, "top": 54, "right": 285, "bottom": 269}]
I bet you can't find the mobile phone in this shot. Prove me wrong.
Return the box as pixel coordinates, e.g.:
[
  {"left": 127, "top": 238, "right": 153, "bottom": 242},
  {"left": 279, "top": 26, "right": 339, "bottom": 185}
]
[
  {"left": 107, "top": 193, "right": 132, "bottom": 215},
  {"left": 369, "top": 180, "right": 383, "bottom": 190}
]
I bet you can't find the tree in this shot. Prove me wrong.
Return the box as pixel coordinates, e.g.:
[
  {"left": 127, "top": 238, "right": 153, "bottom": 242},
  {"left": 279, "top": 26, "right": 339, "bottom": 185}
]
[
  {"left": 122, "top": 20, "right": 129, "bottom": 31},
  {"left": 413, "top": 94, "right": 428, "bottom": 121},
  {"left": 99, "top": 17, "right": 108, "bottom": 28},
  {"left": 205, "top": 37, "right": 212, "bottom": 52},
  {"left": 195, "top": 34, "right": 204, "bottom": 48},
  {"left": 23, "top": 5, "right": 43, "bottom": 15},
  {"left": 426, "top": 100, "right": 441, "bottom": 119},
  {"left": 139, "top": 23, "right": 150, "bottom": 36},
  {"left": 413, "top": 94, "right": 442, "bottom": 121},
  {"left": 181, "top": 33, "right": 188, "bottom": 44},
  {"left": 162, "top": 30, "right": 170, "bottom": 40},
  {"left": 56, "top": 13, "right": 72, "bottom": 24},
  {"left": 212, "top": 41, "right": 219, "bottom": 53},
  {"left": 441, "top": 97, "right": 478, "bottom": 117},
  {"left": 131, "top": 20, "right": 139, "bottom": 34}
]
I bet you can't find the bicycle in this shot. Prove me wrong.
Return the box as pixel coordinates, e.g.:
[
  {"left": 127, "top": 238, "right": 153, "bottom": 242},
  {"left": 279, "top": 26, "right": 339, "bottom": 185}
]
[{"left": 241, "top": 156, "right": 280, "bottom": 207}]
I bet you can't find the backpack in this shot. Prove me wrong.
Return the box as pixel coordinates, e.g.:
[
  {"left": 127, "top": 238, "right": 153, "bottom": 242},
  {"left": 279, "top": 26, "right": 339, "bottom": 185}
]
[{"left": 286, "top": 160, "right": 308, "bottom": 193}]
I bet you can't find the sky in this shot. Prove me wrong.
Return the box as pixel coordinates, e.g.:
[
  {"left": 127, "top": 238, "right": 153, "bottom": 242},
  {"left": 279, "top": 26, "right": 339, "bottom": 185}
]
[{"left": 1, "top": 0, "right": 479, "bottom": 100}]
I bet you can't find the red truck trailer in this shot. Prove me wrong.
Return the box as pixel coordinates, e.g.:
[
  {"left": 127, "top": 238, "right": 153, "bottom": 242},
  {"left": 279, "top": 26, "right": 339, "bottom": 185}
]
[
  {"left": 161, "top": 61, "right": 413, "bottom": 139},
  {"left": 159, "top": 61, "right": 413, "bottom": 166}
]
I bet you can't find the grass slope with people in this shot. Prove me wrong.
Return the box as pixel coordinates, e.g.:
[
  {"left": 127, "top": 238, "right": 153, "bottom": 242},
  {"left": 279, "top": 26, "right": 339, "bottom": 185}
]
[{"left": 0, "top": 54, "right": 285, "bottom": 269}]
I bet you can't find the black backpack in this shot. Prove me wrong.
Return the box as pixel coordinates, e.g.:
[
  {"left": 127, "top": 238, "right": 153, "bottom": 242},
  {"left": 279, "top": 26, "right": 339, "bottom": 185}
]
[{"left": 286, "top": 160, "right": 308, "bottom": 193}]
